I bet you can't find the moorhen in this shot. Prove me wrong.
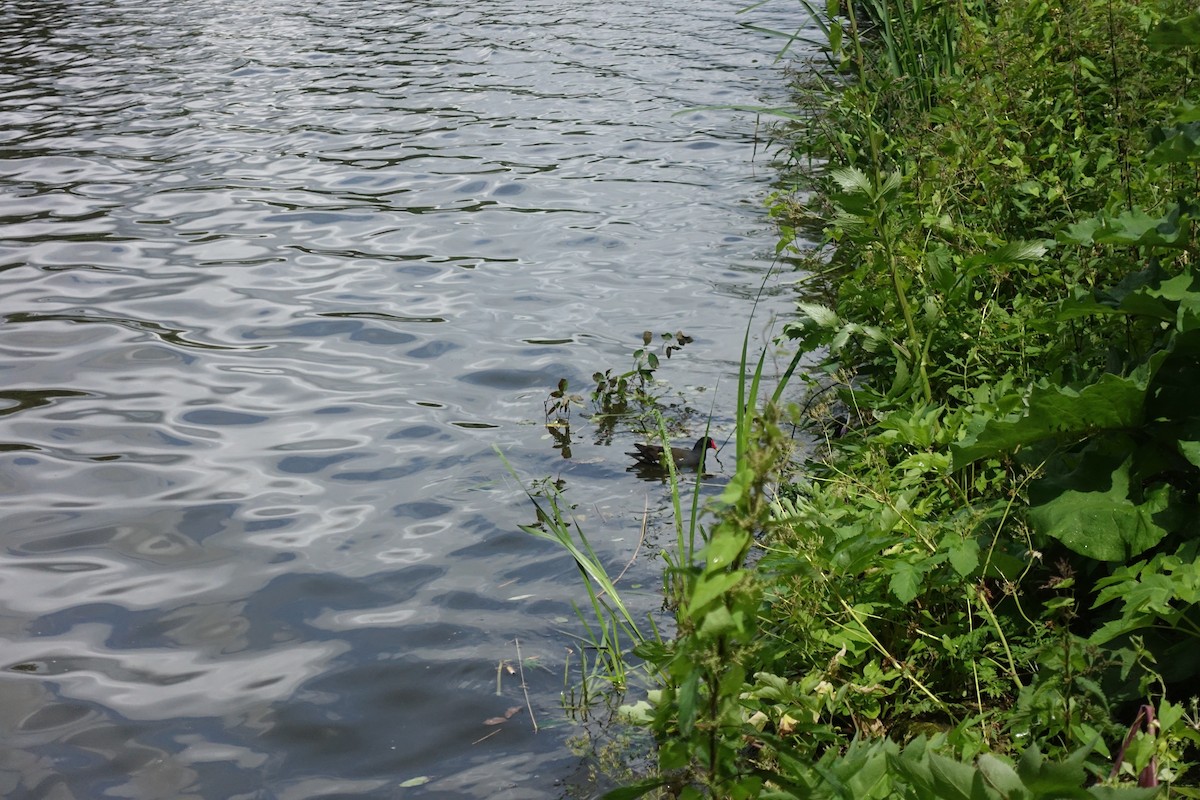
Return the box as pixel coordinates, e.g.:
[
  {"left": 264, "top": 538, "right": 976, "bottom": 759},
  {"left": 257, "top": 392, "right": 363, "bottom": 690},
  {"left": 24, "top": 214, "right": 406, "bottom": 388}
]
[{"left": 626, "top": 436, "right": 717, "bottom": 469}]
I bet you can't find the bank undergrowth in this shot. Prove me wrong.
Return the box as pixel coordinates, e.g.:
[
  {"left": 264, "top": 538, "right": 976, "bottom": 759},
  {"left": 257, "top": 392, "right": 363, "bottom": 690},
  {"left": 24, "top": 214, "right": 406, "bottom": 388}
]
[{"left": 518, "top": 1, "right": 1200, "bottom": 797}]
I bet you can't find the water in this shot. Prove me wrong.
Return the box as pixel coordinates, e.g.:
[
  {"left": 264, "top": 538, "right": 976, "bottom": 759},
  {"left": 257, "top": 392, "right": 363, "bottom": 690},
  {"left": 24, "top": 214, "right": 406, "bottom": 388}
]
[{"left": 0, "top": 0, "right": 809, "bottom": 796}]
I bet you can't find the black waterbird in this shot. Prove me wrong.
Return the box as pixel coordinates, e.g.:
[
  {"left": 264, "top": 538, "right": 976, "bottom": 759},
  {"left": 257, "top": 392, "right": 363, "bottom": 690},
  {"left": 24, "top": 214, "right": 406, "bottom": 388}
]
[{"left": 626, "top": 436, "right": 717, "bottom": 469}]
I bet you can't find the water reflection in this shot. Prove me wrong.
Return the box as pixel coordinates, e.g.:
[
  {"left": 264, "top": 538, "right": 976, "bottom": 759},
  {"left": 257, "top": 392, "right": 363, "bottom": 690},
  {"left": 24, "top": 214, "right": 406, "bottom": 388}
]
[{"left": 0, "top": 0, "right": 804, "bottom": 795}]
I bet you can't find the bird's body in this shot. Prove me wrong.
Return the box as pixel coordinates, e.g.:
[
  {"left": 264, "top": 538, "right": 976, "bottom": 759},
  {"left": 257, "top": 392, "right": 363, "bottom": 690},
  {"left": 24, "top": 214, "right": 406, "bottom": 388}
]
[{"left": 626, "top": 436, "right": 717, "bottom": 469}]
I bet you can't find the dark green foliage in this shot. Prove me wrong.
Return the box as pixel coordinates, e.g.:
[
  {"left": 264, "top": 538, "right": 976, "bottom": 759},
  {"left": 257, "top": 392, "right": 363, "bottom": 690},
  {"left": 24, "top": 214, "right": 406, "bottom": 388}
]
[
  {"left": 602, "top": 0, "right": 1200, "bottom": 796},
  {"left": 530, "top": 1, "right": 1200, "bottom": 797}
]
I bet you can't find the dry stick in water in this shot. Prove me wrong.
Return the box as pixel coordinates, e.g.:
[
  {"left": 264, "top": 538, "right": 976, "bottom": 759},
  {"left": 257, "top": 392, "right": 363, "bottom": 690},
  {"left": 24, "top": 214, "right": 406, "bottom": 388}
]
[
  {"left": 597, "top": 496, "right": 650, "bottom": 602},
  {"left": 514, "top": 638, "right": 538, "bottom": 733},
  {"left": 471, "top": 729, "right": 502, "bottom": 746}
]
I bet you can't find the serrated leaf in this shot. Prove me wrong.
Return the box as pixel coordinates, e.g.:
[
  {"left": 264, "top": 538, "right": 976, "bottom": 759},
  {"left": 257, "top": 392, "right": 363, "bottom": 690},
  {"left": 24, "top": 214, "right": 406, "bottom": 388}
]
[
  {"left": 1015, "top": 743, "right": 1092, "bottom": 798},
  {"left": 861, "top": 325, "right": 886, "bottom": 341},
  {"left": 830, "top": 165, "right": 871, "bottom": 194},
  {"left": 831, "top": 325, "right": 853, "bottom": 353},
  {"left": 976, "top": 754, "right": 1026, "bottom": 799},
  {"left": 925, "top": 750, "right": 980, "bottom": 800},
  {"left": 948, "top": 539, "right": 981, "bottom": 577},
  {"left": 879, "top": 170, "right": 902, "bottom": 198},
  {"left": 888, "top": 560, "right": 922, "bottom": 603},
  {"left": 797, "top": 302, "right": 840, "bottom": 328},
  {"left": 965, "top": 239, "right": 1050, "bottom": 267}
]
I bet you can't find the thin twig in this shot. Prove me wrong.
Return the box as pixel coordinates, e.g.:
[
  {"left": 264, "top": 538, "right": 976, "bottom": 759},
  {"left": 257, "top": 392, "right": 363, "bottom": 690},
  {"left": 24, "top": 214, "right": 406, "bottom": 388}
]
[
  {"left": 514, "top": 638, "right": 538, "bottom": 733},
  {"left": 471, "top": 729, "right": 502, "bottom": 745},
  {"left": 604, "top": 496, "right": 649, "bottom": 595}
]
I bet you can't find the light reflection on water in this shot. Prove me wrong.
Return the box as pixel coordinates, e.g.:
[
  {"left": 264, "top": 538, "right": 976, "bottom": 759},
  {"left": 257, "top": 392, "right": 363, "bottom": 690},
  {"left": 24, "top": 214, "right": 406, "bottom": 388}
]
[{"left": 0, "top": 0, "right": 809, "bottom": 796}]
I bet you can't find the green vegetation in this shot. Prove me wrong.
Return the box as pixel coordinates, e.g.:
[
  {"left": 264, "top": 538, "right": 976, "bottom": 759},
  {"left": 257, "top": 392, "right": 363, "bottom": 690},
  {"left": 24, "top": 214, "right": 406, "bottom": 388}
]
[
  {"left": 545, "top": 332, "right": 703, "bottom": 457},
  {"left": 519, "top": 0, "right": 1200, "bottom": 796}
]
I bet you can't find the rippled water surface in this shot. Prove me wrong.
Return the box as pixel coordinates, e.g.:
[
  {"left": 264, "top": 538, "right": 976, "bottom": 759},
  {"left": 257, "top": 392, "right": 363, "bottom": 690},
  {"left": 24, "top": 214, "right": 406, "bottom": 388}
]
[{"left": 0, "top": 0, "right": 808, "bottom": 797}]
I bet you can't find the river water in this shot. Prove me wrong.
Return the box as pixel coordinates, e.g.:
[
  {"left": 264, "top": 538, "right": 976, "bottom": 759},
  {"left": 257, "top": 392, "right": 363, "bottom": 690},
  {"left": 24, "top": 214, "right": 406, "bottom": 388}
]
[{"left": 0, "top": 0, "right": 808, "bottom": 797}]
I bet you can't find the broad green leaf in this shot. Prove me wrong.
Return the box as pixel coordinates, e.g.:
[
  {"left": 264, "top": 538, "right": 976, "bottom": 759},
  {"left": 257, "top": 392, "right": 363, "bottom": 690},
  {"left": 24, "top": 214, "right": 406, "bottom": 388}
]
[
  {"left": 617, "top": 699, "right": 654, "bottom": 725},
  {"left": 1098, "top": 207, "right": 1189, "bottom": 247},
  {"left": 1146, "top": 270, "right": 1200, "bottom": 303},
  {"left": 952, "top": 374, "right": 1150, "bottom": 470},
  {"left": 717, "top": 468, "right": 751, "bottom": 505},
  {"left": 1090, "top": 559, "right": 1200, "bottom": 643},
  {"left": 701, "top": 530, "right": 750, "bottom": 574},
  {"left": 1059, "top": 291, "right": 1165, "bottom": 321},
  {"left": 1148, "top": 121, "right": 1200, "bottom": 163},
  {"left": 1177, "top": 440, "right": 1200, "bottom": 468},
  {"left": 1028, "top": 463, "right": 1170, "bottom": 561},
  {"left": 890, "top": 356, "right": 912, "bottom": 397},
  {"left": 948, "top": 538, "right": 981, "bottom": 577},
  {"left": 888, "top": 560, "right": 922, "bottom": 603},
  {"left": 976, "top": 754, "right": 1026, "bottom": 799},
  {"left": 1159, "top": 699, "right": 1186, "bottom": 732},
  {"left": 889, "top": 738, "right": 936, "bottom": 797},
  {"left": 925, "top": 750, "right": 982, "bottom": 800},
  {"left": 1149, "top": 12, "right": 1200, "bottom": 48},
  {"left": 1086, "top": 787, "right": 1160, "bottom": 799},
  {"left": 1060, "top": 217, "right": 1102, "bottom": 246},
  {"left": 1058, "top": 208, "right": 1190, "bottom": 248},
  {"left": 697, "top": 604, "right": 738, "bottom": 637},
  {"left": 1016, "top": 743, "right": 1092, "bottom": 798},
  {"left": 686, "top": 572, "right": 743, "bottom": 618},
  {"left": 843, "top": 742, "right": 892, "bottom": 799},
  {"left": 1175, "top": 99, "right": 1200, "bottom": 123}
]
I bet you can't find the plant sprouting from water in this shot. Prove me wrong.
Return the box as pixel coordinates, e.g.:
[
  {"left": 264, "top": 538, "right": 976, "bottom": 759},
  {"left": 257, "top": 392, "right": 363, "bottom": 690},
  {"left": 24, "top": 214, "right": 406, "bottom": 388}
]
[
  {"left": 544, "top": 331, "right": 702, "bottom": 453},
  {"left": 590, "top": 331, "right": 696, "bottom": 429}
]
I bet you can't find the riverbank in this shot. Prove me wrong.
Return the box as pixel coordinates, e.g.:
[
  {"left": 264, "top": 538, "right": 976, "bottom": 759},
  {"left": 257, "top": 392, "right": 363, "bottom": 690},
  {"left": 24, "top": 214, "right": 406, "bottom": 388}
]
[{"left": 598, "top": 1, "right": 1200, "bottom": 796}]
